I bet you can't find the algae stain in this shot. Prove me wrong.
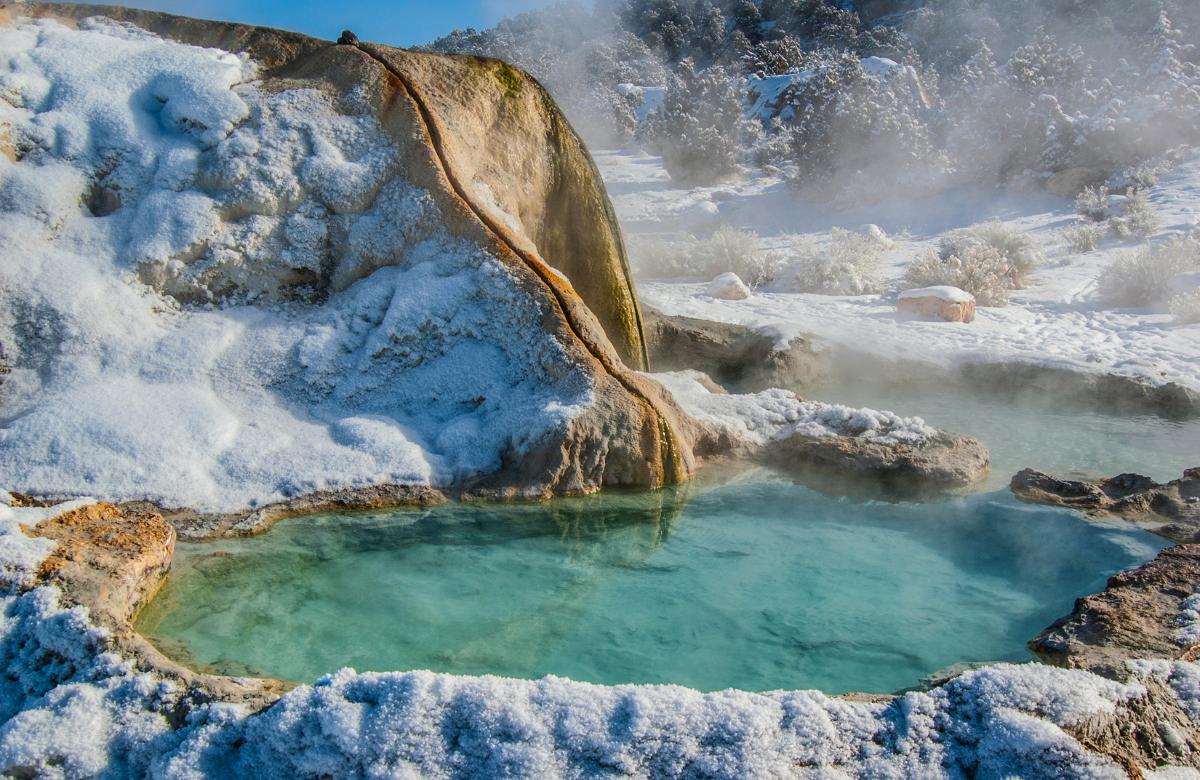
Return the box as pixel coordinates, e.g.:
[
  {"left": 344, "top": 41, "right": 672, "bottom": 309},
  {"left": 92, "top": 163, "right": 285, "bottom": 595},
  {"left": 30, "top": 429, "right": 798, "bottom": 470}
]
[{"left": 491, "top": 62, "right": 523, "bottom": 99}]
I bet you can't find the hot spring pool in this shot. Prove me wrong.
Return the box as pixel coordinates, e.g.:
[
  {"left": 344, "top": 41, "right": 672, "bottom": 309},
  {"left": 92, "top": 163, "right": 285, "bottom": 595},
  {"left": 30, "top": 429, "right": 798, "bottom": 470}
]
[
  {"left": 137, "top": 387, "right": 1197, "bottom": 694},
  {"left": 138, "top": 482, "right": 1166, "bottom": 694}
]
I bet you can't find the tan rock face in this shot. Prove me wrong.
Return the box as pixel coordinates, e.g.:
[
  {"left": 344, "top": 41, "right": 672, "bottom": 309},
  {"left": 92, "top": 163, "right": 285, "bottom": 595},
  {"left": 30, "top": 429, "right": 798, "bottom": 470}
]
[{"left": 897, "top": 293, "right": 977, "bottom": 323}]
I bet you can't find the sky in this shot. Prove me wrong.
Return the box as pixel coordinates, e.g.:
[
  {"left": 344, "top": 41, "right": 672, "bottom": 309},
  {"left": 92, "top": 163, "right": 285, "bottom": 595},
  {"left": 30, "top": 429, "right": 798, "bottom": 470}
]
[{"left": 72, "top": 0, "right": 557, "bottom": 47}]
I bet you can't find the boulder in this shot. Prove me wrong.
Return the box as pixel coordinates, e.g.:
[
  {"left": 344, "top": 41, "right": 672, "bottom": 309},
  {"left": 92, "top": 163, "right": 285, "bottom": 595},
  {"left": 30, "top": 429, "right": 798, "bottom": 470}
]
[
  {"left": 897, "top": 286, "right": 976, "bottom": 323},
  {"left": 705, "top": 272, "right": 752, "bottom": 300}
]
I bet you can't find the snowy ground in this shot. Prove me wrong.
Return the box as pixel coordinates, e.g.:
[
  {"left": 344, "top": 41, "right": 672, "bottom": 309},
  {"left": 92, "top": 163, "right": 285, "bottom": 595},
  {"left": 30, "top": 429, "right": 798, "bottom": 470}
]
[{"left": 598, "top": 150, "right": 1200, "bottom": 393}]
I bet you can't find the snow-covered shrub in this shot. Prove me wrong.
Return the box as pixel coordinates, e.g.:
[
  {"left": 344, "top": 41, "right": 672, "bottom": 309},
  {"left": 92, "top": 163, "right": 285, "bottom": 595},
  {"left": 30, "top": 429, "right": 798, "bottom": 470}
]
[
  {"left": 904, "top": 245, "right": 1012, "bottom": 307},
  {"left": 1170, "top": 289, "right": 1200, "bottom": 324},
  {"left": 629, "top": 226, "right": 780, "bottom": 286},
  {"left": 1075, "top": 186, "right": 1109, "bottom": 222},
  {"left": 938, "top": 222, "right": 1042, "bottom": 289},
  {"left": 774, "top": 228, "right": 886, "bottom": 295},
  {"left": 1098, "top": 236, "right": 1200, "bottom": 306},
  {"left": 1062, "top": 222, "right": 1106, "bottom": 255},
  {"left": 1111, "top": 188, "right": 1161, "bottom": 240},
  {"left": 640, "top": 60, "right": 745, "bottom": 185}
]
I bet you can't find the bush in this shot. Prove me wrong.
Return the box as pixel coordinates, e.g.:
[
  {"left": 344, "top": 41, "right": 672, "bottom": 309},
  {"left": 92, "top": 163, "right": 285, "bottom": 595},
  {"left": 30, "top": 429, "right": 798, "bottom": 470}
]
[
  {"left": 938, "top": 222, "right": 1043, "bottom": 289},
  {"left": 904, "top": 244, "right": 1011, "bottom": 306},
  {"left": 1169, "top": 289, "right": 1200, "bottom": 324},
  {"left": 1098, "top": 236, "right": 1200, "bottom": 306},
  {"left": 1061, "top": 222, "right": 1106, "bottom": 254},
  {"left": 1110, "top": 188, "right": 1161, "bottom": 240},
  {"left": 628, "top": 226, "right": 780, "bottom": 287},
  {"left": 1075, "top": 186, "right": 1109, "bottom": 222},
  {"left": 772, "top": 228, "right": 887, "bottom": 295}
]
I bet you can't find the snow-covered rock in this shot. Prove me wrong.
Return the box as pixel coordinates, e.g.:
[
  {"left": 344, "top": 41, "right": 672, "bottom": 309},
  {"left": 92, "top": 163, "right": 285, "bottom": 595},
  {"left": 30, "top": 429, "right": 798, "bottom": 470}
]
[
  {"left": 0, "top": 9, "right": 694, "bottom": 514},
  {"left": 705, "top": 271, "right": 752, "bottom": 300},
  {"left": 897, "top": 286, "right": 977, "bottom": 322}
]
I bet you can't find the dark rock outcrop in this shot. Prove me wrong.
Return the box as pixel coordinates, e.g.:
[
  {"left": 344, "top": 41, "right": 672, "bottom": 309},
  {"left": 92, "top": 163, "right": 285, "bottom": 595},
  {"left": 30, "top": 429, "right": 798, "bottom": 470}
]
[
  {"left": 1011, "top": 468, "right": 1200, "bottom": 542},
  {"left": 642, "top": 307, "right": 828, "bottom": 391}
]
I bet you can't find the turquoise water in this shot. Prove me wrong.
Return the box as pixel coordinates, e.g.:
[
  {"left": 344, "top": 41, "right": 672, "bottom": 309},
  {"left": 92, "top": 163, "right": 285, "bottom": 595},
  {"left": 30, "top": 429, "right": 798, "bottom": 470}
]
[{"left": 138, "top": 482, "right": 1164, "bottom": 694}]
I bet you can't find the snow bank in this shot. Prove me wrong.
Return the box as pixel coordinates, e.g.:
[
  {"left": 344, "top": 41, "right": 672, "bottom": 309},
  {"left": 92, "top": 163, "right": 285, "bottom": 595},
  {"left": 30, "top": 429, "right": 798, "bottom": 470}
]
[
  {"left": 0, "top": 18, "right": 592, "bottom": 512},
  {"left": 652, "top": 370, "right": 936, "bottom": 448},
  {"left": 0, "top": 497, "right": 1160, "bottom": 778},
  {"left": 1176, "top": 595, "right": 1200, "bottom": 647},
  {"left": 705, "top": 272, "right": 752, "bottom": 300}
]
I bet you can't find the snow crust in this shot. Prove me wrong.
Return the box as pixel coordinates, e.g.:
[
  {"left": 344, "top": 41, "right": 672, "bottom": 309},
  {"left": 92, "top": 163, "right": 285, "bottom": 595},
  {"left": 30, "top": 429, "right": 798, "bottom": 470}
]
[
  {"left": 899, "top": 286, "right": 974, "bottom": 304},
  {"left": 653, "top": 370, "right": 936, "bottom": 448},
  {"left": 0, "top": 496, "right": 1168, "bottom": 779},
  {"left": 0, "top": 18, "right": 592, "bottom": 512}
]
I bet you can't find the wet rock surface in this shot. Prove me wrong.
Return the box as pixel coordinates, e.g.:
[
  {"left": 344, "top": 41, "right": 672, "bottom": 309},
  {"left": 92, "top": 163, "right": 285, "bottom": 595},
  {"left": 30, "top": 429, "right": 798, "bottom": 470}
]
[
  {"left": 1012, "top": 467, "right": 1200, "bottom": 542},
  {"left": 642, "top": 306, "right": 828, "bottom": 392},
  {"left": 1030, "top": 544, "right": 1200, "bottom": 678}
]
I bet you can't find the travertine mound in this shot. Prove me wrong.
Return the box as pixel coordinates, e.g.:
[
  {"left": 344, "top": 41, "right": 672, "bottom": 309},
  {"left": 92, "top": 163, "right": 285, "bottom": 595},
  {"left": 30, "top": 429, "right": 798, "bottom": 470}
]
[{"left": 0, "top": 4, "right": 692, "bottom": 508}]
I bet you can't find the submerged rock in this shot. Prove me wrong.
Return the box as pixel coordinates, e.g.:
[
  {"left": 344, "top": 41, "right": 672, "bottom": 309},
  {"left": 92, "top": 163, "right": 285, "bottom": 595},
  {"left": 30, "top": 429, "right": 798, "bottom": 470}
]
[{"left": 1011, "top": 468, "right": 1200, "bottom": 542}]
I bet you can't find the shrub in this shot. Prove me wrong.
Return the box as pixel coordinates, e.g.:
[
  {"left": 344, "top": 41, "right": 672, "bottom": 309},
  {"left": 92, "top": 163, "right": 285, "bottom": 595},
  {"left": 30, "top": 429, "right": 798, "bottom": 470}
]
[
  {"left": 628, "top": 226, "right": 780, "bottom": 287},
  {"left": 1169, "top": 289, "right": 1200, "bottom": 324},
  {"left": 1075, "top": 186, "right": 1109, "bottom": 222},
  {"left": 1061, "top": 222, "right": 1106, "bottom": 254},
  {"left": 1098, "top": 236, "right": 1200, "bottom": 306},
  {"left": 1110, "top": 188, "right": 1161, "bottom": 240},
  {"left": 773, "top": 228, "right": 887, "bottom": 295},
  {"left": 904, "top": 244, "right": 1011, "bottom": 306},
  {"left": 938, "top": 222, "right": 1043, "bottom": 289}
]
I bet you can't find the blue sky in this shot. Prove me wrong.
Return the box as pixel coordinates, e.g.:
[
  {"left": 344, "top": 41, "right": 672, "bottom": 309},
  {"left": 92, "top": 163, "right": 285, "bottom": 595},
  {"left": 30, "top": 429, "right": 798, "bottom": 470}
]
[{"left": 82, "top": 1, "right": 556, "bottom": 47}]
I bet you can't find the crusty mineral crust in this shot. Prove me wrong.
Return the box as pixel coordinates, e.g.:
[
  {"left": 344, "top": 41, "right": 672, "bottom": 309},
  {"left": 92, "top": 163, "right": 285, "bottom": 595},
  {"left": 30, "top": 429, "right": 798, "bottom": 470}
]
[{"left": 27, "top": 503, "right": 287, "bottom": 716}]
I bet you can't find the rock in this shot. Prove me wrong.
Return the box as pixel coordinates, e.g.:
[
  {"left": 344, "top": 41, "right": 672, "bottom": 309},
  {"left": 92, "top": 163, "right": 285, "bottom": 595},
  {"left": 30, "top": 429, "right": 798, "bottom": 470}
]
[
  {"left": 27, "top": 502, "right": 285, "bottom": 713},
  {"left": 956, "top": 362, "right": 1200, "bottom": 418},
  {"left": 1028, "top": 543, "right": 1200, "bottom": 773},
  {"left": 705, "top": 272, "right": 752, "bottom": 300},
  {"left": 1031, "top": 544, "right": 1200, "bottom": 678},
  {"left": 0, "top": 4, "right": 697, "bottom": 507},
  {"left": 641, "top": 307, "right": 828, "bottom": 391},
  {"left": 1011, "top": 467, "right": 1200, "bottom": 542},
  {"left": 897, "top": 286, "right": 976, "bottom": 323},
  {"left": 763, "top": 430, "right": 991, "bottom": 493},
  {"left": 336, "top": 29, "right": 358, "bottom": 45}
]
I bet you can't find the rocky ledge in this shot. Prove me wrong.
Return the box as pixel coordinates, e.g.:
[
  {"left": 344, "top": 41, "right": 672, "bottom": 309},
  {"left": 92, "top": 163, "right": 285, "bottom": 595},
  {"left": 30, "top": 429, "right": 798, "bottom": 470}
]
[
  {"left": 1012, "top": 468, "right": 1200, "bottom": 542},
  {"left": 1028, "top": 545, "right": 1200, "bottom": 773}
]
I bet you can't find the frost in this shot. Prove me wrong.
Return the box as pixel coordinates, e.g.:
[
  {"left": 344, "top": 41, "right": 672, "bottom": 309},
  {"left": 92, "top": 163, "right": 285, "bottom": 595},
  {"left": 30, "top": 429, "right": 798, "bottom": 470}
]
[{"left": 651, "top": 370, "right": 936, "bottom": 448}]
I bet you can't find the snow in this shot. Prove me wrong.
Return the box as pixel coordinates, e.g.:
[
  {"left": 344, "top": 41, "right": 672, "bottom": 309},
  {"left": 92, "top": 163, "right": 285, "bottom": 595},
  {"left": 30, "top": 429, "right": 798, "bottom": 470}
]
[
  {"left": 1176, "top": 594, "right": 1200, "bottom": 647},
  {"left": 653, "top": 370, "right": 936, "bottom": 448},
  {"left": 0, "top": 17, "right": 593, "bottom": 513},
  {"left": 899, "top": 286, "right": 975, "bottom": 303},
  {"left": 594, "top": 148, "right": 1200, "bottom": 393},
  {"left": 705, "top": 271, "right": 751, "bottom": 300},
  {"left": 0, "top": 495, "right": 1169, "bottom": 778}
]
